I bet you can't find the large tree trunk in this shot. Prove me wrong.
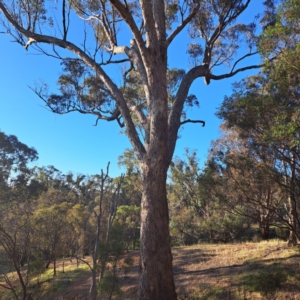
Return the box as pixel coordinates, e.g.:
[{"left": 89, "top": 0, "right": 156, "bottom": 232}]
[
  {"left": 139, "top": 164, "right": 177, "bottom": 300},
  {"left": 260, "top": 223, "right": 270, "bottom": 240}
]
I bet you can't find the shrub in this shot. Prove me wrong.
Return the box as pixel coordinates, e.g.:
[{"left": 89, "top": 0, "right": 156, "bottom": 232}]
[{"left": 254, "top": 271, "right": 287, "bottom": 300}]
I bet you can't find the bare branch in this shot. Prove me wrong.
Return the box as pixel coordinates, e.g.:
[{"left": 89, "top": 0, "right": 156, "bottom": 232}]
[
  {"left": 138, "top": 0, "right": 158, "bottom": 47},
  {"left": 180, "top": 119, "right": 205, "bottom": 127},
  {"left": 166, "top": 3, "right": 200, "bottom": 48},
  {"left": 74, "top": 256, "right": 93, "bottom": 271},
  {"left": 168, "top": 64, "right": 207, "bottom": 163},
  {"left": 101, "top": 58, "right": 129, "bottom": 65},
  {"left": 130, "top": 105, "right": 149, "bottom": 144},
  {"left": 211, "top": 63, "right": 264, "bottom": 81},
  {"left": 62, "top": 0, "right": 67, "bottom": 40},
  {"left": 202, "top": 0, "right": 251, "bottom": 67},
  {"left": 113, "top": 40, "right": 148, "bottom": 90},
  {"left": 152, "top": 0, "right": 166, "bottom": 44},
  {"left": 230, "top": 51, "right": 259, "bottom": 73}
]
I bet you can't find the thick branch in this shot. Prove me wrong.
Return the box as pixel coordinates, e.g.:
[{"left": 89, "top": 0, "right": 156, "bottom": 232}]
[
  {"left": 167, "top": 54, "right": 270, "bottom": 163},
  {"left": 109, "top": 0, "right": 149, "bottom": 64},
  {"left": 0, "top": 2, "right": 146, "bottom": 159},
  {"left": 130, "top": 105, "right": 149, "bottom": 144},
  {"left": 138, "top": 0, "right": 158, "bottom": 48},
  {"left": 113, "top": 40, "right": 148, "bottom": 87},
  {"left": 167, "top": 65, "right": 207, "bottom": 163},
  {"left": 153, "top": 0, "right": 166, "bottom": 44}
]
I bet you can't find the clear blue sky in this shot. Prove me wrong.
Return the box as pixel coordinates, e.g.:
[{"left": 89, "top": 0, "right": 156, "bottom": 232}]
[{"left": 0, "top": 1, "right": 263, "bottom": 177}]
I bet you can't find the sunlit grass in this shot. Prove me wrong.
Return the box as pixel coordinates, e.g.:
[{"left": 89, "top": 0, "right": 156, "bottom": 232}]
[{"left": 0, "top": 257, "right": 91, "bottom": 299}]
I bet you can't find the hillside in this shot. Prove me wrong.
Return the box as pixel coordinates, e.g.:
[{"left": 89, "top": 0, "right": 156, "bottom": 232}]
[{"left": 1, "top": 240, "right": 300, "bottom": 299}]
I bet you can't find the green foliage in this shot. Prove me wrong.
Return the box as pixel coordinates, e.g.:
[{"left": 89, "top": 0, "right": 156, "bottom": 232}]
[
  {"left": 46, "top": 58, "right": 113, "bottom": 115},
  {"left": 213, "top": 0, "right": 300, "bottom": 244},
  {"left": 275, "top": 226, "right": 290, "bottom": 240},
  {"left": 169, "top": 149, "right": 249, "bottom": 245},
  {"left": 243, "top": 271, "right": 287, "bottom": 300},
  {"left": 28, "top": 259, "right": 45, "bottom": 278},
  {"left": 107, "top": 223, "right": 126, "bottom": 257},
  {"left": 98, "top": 272, "right": 121, "bottom": 298},
  {"left": 120, "top": 254, "right": 134, "bottom": 280},
  {"left": 0, "top": 131, "right": 38, "bottom": 180},
  {"left": 97, "top": 224, "right": 129, "bottom": 299},
  {"left": 116, "top": 205, "right": 140, "bottom": 250}
]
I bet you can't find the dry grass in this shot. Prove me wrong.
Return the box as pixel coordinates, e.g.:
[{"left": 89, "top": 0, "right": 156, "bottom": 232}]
[
  {"left": 172, "top": 240, "right": 300, "bottom": 300},
  {"left": 1, "top": 240, "right": 300, "bottom": 299}
]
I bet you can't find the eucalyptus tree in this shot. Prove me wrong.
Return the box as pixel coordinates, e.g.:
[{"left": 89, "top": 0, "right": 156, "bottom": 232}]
[
  {"left": 208, "top": 125, "right": 284, "bottom": 240},
  {"left": 217, "top": 0, "right": 300, "bottom": 243},
  {"left": 0, "top": 131, "right": 38, "bottom": 206},
  {"left": 0, "top": 206, "right": 33, "bottom": 300},
  {"left": 0, "top": 132, "right": 38, "bottom": 300},
  {"left": 0, "top": 1, "right": 272, "bottom": 298},
  {"left": 168, "top": 150, "right": 202, "bottom": 244},
  {"left": 169, "top": 148, "right": 248, "bottom": 244},
  {"left": 33, "top": 202, "right": 73, "bottom": 276}
]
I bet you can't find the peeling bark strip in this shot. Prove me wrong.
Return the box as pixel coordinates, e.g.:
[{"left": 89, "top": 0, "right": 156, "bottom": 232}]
[{"left": 0, "top": 1, "right": 273, "bottom": 299}]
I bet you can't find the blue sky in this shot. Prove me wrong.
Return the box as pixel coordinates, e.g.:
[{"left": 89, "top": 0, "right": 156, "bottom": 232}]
[{"left": 0, "top": 2, "right": 263, "bottom": 177}]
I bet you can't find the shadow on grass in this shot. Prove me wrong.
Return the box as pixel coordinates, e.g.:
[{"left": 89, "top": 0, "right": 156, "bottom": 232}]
[
  {"left": 175, "top": 252, "right": 300, "bottom": 299},
  {"left": 173, "top": 248, "right": 216, "bottom": 274}
]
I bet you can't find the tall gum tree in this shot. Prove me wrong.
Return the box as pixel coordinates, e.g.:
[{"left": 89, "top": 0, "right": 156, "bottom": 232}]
[{"left": 0, "top": 1, "right": 273, "bottom": 298}]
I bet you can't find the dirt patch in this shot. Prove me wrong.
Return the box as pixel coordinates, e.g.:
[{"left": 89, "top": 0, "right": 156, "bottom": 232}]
[{"left": 60, "top": 271, "right": 91, "bottom": 298}]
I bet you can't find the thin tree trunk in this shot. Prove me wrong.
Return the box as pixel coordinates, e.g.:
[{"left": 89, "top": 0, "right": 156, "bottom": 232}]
[
  {"left": 53, "top": 252, "right": 56, "bottom": 277},
  {"left": 287, "top": 152, "right": 298, "bottom": 245},
  {"left": 45, "top": 259, "right": 51, "bottom": 269},
  {"left": 89, "top": 212, "right": 101, "bottom": 300},
  {"left": 89, "top": 166, "right": 107, "bottom": 300},
  {"left": 260, "top": 224, "right": 270, "bottom": 240},
  {"left": 99, "top": 174, "right": 123, "bottom": 281},
  {"left": 89, "top": 269, "right": 97, "bottom": 300},
  {"left": 139, "top": 165, "right": 177, "bottom": 300}
]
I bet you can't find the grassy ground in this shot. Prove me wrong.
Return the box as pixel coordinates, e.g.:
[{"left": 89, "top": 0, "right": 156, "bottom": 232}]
[
  {"left": 172, "top": 240, "right": 300, "bottom": 299},
  {"left": 1, "top": 240, "right": 300, "bottom": 299}
]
